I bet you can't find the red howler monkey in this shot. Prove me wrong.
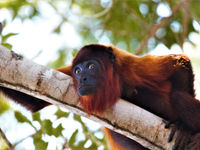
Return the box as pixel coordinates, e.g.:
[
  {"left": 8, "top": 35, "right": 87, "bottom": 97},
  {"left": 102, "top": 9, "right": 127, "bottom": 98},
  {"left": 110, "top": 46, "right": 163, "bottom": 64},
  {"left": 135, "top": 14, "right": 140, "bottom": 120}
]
[{"left": 1, "top": 44, "right": 200, "bottom": 150}]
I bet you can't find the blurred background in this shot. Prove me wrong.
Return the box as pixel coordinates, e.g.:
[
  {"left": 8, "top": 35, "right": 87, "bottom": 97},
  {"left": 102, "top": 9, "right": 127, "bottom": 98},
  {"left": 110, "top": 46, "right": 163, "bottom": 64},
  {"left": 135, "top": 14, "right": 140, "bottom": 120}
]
[{"left": 0, "top": 0, "right": 200, "bottom": 149}]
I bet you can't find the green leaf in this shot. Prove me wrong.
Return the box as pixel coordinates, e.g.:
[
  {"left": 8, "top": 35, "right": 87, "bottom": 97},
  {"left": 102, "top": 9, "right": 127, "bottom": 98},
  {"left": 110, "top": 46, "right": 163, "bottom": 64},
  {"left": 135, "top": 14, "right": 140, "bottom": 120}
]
[
  {"left": 69, "top": 129, "right": 78, "bottom": 147},
  {"left": 53, "top": 124, "right": 64, "bottom": 137},
  {"left": 47, "top": 49, "right": 67, "bottom": 68},
  {"left": 1, "top": 43, "right": 12, "bottom": 49},
  {"left": 33, "top": 132, "right": 48, "bottom": 150},
  {"left": 14, "top": 111, "right": 32, "bottom": 125},
  {"left": 2, "top": 33, "right": 18, "bottom": 42},
  {"left": 72, "top": 49, "right": 79, "bottom": 57},
  {"left": 55, "top": 108, "right": 69, "bottom": 119},
  {"left": 53, "top": 24, "right": 61, "bottom": 34},
  {"left": 0, "top": 136, "right": 8, "bottom": 150},
  {"left": 77, "top": 140, "right": 86, "bottom": 148},
  {"left": 41, "top": 119, "right": 53, "bottom": 136},
  {"left": 73, "top": 115, "right": 88, "bottom": 133},
  {"left": 0, "top": 94, "right": 10, "bottom": 114},
  {"left": 88, "top": 143, "right": 98, "bottom": 149},
  {"left": 33, "top": 112, "right": 41, "bottom": 123}
]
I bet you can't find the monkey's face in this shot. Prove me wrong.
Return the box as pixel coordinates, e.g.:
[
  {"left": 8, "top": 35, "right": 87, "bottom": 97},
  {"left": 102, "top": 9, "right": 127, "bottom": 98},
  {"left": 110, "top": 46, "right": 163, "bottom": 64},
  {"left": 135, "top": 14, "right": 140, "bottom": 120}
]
[{"left": 73, "top": 59, "right": 102, "bottom": 96}]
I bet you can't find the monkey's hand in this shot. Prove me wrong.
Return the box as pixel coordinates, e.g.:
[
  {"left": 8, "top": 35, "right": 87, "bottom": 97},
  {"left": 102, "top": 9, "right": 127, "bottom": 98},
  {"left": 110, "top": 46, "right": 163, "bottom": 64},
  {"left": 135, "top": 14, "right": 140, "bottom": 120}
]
[
  {"left": 166, "top": 121, "right": 192, "bottom": 150},
  {"left": 186, "top": 132, "right": 200, "bottom": 150}
]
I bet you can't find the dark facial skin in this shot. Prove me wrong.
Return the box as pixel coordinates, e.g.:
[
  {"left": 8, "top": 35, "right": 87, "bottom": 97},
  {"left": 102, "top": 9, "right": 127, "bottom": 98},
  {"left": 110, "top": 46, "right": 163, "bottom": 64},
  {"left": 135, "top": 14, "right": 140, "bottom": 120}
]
[{"left": 73, "top": 60, "right": 102, "bottom": 96}]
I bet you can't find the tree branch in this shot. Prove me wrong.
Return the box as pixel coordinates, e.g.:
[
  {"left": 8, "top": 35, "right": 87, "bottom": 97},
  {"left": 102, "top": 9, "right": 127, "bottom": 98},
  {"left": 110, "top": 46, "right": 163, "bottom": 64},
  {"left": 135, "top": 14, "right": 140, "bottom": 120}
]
[
  {"left": 121, "top": 1, "right": 148, "bottom": 29},
  {"left": 180, "top": 0, "right": 190, "bottom": 48},
  {"left": 69, "top": 0, "right": 113, "bottom": 19},
  {"left": 0, "top": 45, "right": 175, "bottom": 149},
  {"left": 0, "top": 128, "right": 13, "bottom": 150},
  {"left": 135, "top": 1, "right": 184, "bottom": 55}
]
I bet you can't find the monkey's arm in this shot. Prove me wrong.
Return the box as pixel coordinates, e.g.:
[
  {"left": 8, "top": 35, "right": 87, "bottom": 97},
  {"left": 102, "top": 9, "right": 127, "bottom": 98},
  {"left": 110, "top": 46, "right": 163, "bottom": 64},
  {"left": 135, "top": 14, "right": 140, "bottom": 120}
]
[{"left": 0, "top": 86, "right": 50, "bottom": 112}]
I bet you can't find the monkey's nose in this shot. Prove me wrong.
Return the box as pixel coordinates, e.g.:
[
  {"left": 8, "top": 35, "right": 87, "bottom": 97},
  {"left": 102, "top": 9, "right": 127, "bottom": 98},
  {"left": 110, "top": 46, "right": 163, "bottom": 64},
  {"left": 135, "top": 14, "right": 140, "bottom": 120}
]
[{"left": 80, "top": 76, "right": 88, "bottom": 83}]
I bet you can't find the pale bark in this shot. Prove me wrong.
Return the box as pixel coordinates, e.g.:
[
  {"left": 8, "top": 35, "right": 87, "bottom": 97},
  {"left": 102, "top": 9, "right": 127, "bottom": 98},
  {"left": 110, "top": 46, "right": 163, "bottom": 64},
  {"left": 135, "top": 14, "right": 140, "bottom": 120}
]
[{"left": 0, "top": 45, "right": 175, "bottom": 149}]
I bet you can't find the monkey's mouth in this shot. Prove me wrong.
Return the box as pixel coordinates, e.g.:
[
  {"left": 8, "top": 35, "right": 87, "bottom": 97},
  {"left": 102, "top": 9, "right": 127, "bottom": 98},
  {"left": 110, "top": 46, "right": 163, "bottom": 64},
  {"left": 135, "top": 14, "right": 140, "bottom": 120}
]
[
  {"left": 79, "top": 85, "right": 94, "bottom": 89},
  {"left": 78, "top": 85, "right": 96, "bottom": 96}
]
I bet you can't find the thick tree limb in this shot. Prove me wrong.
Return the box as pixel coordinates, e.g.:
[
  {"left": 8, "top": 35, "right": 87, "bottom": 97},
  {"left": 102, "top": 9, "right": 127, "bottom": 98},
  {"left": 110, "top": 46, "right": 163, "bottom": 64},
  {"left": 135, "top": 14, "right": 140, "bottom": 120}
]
[{"left": 0, "top": 45, "right": 175, "bottom": 149}]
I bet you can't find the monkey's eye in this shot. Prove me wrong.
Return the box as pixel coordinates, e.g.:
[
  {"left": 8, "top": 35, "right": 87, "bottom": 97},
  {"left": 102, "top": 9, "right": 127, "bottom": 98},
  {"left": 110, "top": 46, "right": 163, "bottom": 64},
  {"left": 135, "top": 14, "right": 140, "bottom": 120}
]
[
  {"left": 75, "top": 68, "right": 81, "bottom": 74},
  {"left": 88, "top": 64, "right": 95, "bottom": 69}
]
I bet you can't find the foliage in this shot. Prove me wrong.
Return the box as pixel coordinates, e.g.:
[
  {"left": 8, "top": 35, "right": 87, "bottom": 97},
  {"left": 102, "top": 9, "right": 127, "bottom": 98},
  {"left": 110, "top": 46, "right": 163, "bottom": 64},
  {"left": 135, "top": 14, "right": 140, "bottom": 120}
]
[
  {"left": 1, "top": 0, "right": 200, "bottom": 53},
  {"left": 0, "top": 21, "right": 18, "bottom": 49},
  {"left": 0, "top": 137, "right": 8, "bottom": 150},
  {"left": 0, "top": 0, "right": 200, "bottom": 149},
  {"left": 0, "top": 108, "right": 106, "bottom": 150},
  {"left": 47, "top": 49, "right": 68, "bottom": 68},
  {"left": 0, "top": 94, "right": 10, "bottom": 115}
]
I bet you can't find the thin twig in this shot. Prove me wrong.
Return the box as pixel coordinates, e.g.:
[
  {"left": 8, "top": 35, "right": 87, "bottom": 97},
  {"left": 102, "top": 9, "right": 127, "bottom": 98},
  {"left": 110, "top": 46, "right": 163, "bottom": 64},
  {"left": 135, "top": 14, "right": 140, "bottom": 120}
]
[
  {"left": 62, "top": 139, "right": 69, "bottom": 150},
  {"left": 31, "top": 50, "right": 42, "bottom": 60},
  {"left": 70, "top": 0, "right": 113, "bottom": 19},
  {"left": 135, "top": 1, "right": 184, "bottom": 55},
  {"left": 121, "top": 1, "right": 148, "bottom": 29},
  {"left": 180, "top": 0, "right": 190, "bottom": 48},
  {"left": 0, "top": 128, "right": 13, "bottom": 150}
]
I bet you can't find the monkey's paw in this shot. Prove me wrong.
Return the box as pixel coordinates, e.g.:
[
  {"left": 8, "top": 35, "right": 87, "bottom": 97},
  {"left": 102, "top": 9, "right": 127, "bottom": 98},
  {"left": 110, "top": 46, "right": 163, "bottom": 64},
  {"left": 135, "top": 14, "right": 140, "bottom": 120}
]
[
  {"left": 165, "top": 121, "right": 192, "bottom": 150},
  {"left": 186, "top": 133, "right": 200, "bottom": 150}
]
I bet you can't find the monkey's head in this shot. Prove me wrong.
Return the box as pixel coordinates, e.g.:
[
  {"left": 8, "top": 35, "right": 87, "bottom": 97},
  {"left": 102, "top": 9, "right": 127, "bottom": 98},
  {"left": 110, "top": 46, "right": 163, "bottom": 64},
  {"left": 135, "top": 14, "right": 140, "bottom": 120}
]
[{"left": 72, "top": 44, "right": 120, "bottom": 114}]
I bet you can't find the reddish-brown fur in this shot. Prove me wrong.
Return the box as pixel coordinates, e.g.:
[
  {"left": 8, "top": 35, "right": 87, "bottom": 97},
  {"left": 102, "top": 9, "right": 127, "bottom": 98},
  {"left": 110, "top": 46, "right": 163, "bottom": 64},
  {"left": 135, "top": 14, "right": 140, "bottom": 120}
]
[
  {"left": 1, "top": 44, "right": 200, "bottom": 150},
  {"left": 68, "top": 44, "right": 199, "bottom": 150},
  {"left": 103, "top": 127, "right": 126, "bottom": 150},
  {"left": 71, "top": 45, "right": 121, "bottom": 114}
]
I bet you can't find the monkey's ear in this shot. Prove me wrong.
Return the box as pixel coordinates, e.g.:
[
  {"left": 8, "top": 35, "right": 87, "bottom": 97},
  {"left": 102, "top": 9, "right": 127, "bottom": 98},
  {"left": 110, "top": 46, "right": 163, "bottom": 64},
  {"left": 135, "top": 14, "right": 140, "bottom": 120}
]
[{"left": 106, "top": 47, "right": 116, "bottom": 64}]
